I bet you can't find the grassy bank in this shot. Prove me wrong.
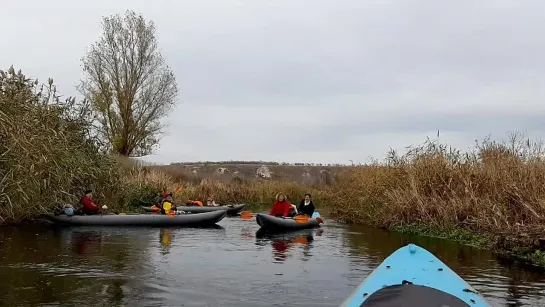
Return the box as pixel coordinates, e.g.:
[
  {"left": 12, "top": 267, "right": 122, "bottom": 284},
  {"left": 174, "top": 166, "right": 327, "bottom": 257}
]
[{"left": 331, "top": 133, "right": 545, "bottom": 266}]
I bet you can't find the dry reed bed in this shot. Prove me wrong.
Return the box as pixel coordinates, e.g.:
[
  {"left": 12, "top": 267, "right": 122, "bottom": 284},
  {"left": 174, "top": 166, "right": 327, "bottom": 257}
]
[
  {"left": 0, "top": 68, "right": 122, "bottom": 224},
  {"left": 123, "top": 166, "right": 331, "bottom": 208},
  {"left": 332, "top": 134, "right": 545, "bottom": 251}
]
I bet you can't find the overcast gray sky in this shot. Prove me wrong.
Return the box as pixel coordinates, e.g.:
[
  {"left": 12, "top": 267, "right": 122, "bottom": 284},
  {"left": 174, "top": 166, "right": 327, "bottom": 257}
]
[{"left": 2, "top": 0, "right": 544, "bottom": 164}]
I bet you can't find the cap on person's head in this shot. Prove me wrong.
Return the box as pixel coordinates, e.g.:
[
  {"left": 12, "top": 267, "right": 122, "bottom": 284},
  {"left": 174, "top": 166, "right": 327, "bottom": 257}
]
[{"left": 84, "top": 189, "right": 92, "bottom": 195}]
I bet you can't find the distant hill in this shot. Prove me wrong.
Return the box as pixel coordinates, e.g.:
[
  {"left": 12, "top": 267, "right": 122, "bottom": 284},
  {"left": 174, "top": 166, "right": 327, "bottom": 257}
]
[
  {"left": 150, "top": 162, "right": 348, "bottom": 186},
  {"left": 170, "top": 160, "right": 348, "bottom": 167}
]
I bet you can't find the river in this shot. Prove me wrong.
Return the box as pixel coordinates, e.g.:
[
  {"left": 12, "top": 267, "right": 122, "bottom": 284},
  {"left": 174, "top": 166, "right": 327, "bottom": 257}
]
[{"left": 0, "top": 216, "right": 544, "bottom": 306}]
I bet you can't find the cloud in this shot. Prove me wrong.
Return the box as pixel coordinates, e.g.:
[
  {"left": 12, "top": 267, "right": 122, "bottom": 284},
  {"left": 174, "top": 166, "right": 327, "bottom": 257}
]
[{"left": 2, "top": 0, "right": 545, "bottom": 164}]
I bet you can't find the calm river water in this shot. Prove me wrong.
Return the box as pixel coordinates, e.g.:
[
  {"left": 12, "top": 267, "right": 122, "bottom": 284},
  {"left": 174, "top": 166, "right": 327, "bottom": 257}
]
[{"left": 0, "top": 215, "right": 545, "bottom": 306}]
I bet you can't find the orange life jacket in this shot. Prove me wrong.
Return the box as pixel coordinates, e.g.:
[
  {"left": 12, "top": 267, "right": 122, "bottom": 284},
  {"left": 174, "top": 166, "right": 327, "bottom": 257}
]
[{"left": 188, "top": 200, "right": 203, "bottom": 207}]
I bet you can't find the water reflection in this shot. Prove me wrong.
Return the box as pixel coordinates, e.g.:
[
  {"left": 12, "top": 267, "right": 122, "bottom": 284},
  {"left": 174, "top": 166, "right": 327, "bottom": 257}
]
[
  {"left": 255, "top": 228, "right": 321, "bottom": 262},
  {"left": 159, "top": 229, "right": 174, "bottom": 254},
  {"left": 0, "top": 219, "right": 545, "bottom": 306},
  {"left": 0, "top": 226, "right": 154, "bottom": 306},
  {"left": 240, "top": 225, "right": 254, "bottom": 239},
  {"left": 71, "top": 230, "right": 104, "bottom": 255}
]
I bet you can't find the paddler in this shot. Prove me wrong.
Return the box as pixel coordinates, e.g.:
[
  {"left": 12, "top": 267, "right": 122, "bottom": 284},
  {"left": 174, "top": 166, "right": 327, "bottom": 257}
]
[
  {"left": 297, "top": 193, "right": 315, "bottom": 217},
  {"left": 160, "top": 193, "right": 176, "bottom": 214},
  {"left": 269, "top": 192, "right": 296, "bottom": 217},
  {"left": 152, "top": 193, "right": 163, "bottom": 209},
  {"left": 78, "top": 189, "right": 105, "bottom": 215},
  {"left": 151, "top": 192, "right": 168, "bottom": 212}
]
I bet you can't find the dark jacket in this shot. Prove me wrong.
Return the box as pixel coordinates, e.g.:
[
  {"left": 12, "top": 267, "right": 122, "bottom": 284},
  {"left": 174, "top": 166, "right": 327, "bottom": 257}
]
[{"left": 297, "top": 200, "right": 315, "bottom": 217}]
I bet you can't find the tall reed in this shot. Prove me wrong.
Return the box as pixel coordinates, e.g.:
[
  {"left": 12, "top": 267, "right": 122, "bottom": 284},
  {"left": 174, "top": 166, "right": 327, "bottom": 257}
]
[
  {"left": 0, "top": 67, "right": 121, "bottom": 223},
  {"left": 332, "top": 132, "right": 545, "bottom": 250}
]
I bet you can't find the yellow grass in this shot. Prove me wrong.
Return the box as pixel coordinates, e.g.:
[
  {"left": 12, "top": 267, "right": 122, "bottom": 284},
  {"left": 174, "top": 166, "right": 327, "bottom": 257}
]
[{"left": 331, "top": 132, "right": 545, "bottom": 251}]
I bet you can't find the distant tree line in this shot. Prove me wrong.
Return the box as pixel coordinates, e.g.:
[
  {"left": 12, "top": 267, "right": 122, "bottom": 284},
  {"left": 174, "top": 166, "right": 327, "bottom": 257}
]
[{"left": 170, "top": 161, "right": 347, "bottom": 167}]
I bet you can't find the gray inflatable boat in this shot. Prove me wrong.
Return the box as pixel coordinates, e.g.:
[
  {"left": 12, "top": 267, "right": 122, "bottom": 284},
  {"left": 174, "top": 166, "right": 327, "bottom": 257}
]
[
  {"left": 41, "top": 210, "right": 227, "bottom": 227},
  {"left": 141, "top": 203, "right": 245, "bottom": 216},
  {"left": 256, "top": 213, "right": 321, "bottom": 232}
]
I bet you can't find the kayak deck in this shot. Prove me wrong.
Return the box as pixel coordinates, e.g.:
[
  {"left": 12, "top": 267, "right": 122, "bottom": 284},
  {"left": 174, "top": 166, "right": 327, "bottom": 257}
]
[
  {"left": 41, "top": 210, "right": 227, "bottom": 227},
  {"left": 340, "top": 244, "right": 491, "bottom": 307},
  {"left": 255, "top": 213, "right": 320, "bottom": 232},
  {"left": 141, "top": 204, "right": 245, "bottom": 215}
]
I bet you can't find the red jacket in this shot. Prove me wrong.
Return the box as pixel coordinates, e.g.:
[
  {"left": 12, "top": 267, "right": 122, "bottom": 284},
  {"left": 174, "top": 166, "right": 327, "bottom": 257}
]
[
  {"left": 269, "top": 200, "right": 292, "bottom": 217},
  {"left": 80, "top": 196, "right": 101, "bottom": 213}
]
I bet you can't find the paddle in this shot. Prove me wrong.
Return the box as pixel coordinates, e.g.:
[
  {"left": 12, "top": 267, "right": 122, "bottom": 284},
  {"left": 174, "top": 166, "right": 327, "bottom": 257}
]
[
  {"left": 292, "top": 215, "right": 310, "bottom": 223},
  {"left": 173, "top": 185, "right": 183, "bottom": 195},
  {"left": 240, "top": 211, "right": 254, "bottom": 220}
]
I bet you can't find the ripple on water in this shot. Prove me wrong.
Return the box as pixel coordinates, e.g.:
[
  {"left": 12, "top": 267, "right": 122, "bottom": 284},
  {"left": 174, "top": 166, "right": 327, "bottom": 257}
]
[{"left": 1, "top": 220, "right": 545, "bottom": 306}]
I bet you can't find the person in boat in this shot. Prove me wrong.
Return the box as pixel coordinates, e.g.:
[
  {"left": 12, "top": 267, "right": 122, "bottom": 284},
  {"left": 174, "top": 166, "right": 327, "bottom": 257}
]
[
  {"left": 186, "top": 200, "right": 203, "bottom": 207},
  {"left": 153, "top": 193, "right": 163, "bottom": 207},
  {"left": 297, "top": 193, "right": 315, "bottom": 217},
  {"left": 151, "top": 193, "right": 167, "bottom": 212},
  {"left": 78, "top": 189, "right": 103, "bottom": 215},
  {"left": 206, "top": 196, "right": 219, "bottom": 207},
  {"left": 269, "top": 192, "right": 297, "bottom": 218},
  {"left": 159, "top": 193, "right": 176, "bottom": 214}
]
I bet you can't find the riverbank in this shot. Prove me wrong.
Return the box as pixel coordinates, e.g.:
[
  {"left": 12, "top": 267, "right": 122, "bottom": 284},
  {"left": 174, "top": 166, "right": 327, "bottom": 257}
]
[{"left": 331, "top": 133, "right": 545, "bottom": 267}]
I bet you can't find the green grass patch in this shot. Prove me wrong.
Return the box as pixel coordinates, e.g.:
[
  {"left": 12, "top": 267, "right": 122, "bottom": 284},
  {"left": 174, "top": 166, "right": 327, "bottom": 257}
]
[{"left": 390, "top": 223, "right": 492, "bottom": 248}]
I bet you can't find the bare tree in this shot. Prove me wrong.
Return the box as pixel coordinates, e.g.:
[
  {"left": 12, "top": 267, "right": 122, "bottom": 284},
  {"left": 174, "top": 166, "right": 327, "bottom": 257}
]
[{"left": 79, "top": 10, "right": 178, "bottom": 157}]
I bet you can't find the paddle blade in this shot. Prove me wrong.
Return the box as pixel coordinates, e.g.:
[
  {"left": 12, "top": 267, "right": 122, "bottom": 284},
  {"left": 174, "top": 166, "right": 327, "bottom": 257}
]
[
  {"left": 294, "top": 237, "right": 309, "bottom": 244},
  {"left": 316, "top": 217, "right": 324, "bottom": 224},
  {"left": 174, "top": 186, "right": 183, "bottom": 193},
  {"left": 293, "top": 215, "right": 310, "bottom": 223},
  {"left": 240, "top": 211, "right": 254, "bottom": 220}
]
